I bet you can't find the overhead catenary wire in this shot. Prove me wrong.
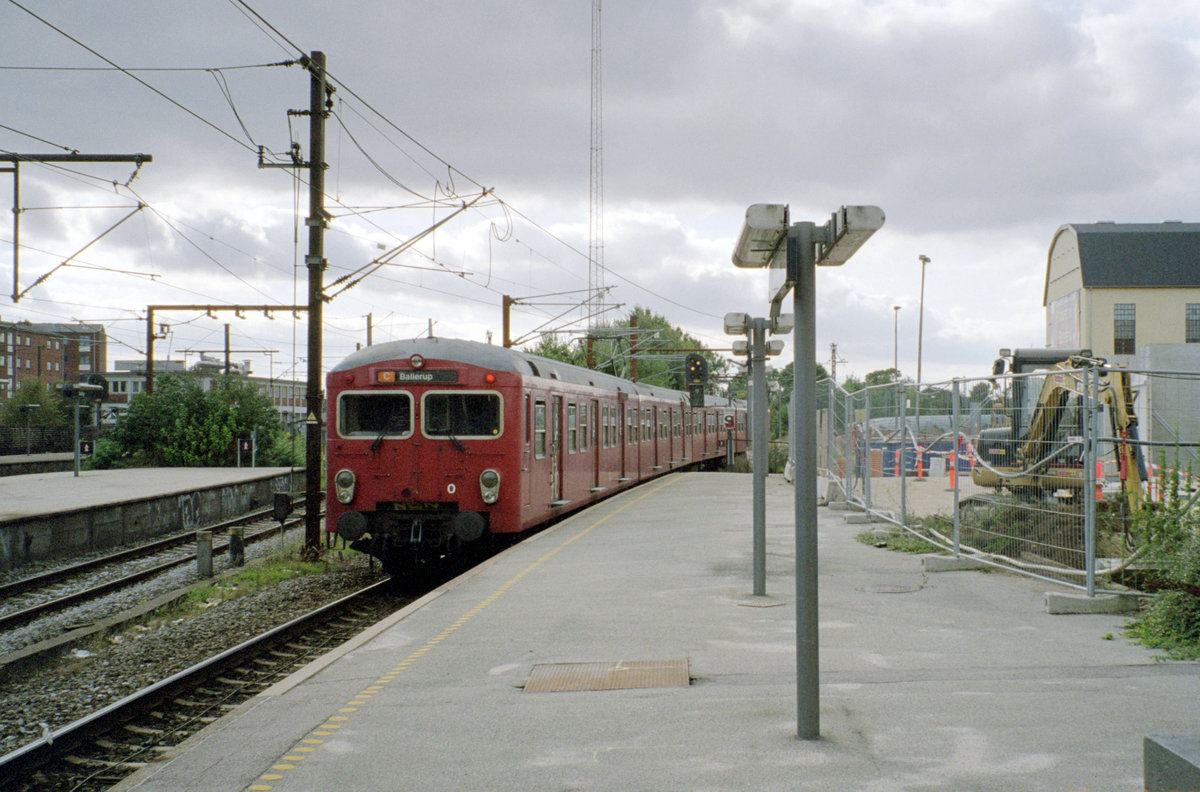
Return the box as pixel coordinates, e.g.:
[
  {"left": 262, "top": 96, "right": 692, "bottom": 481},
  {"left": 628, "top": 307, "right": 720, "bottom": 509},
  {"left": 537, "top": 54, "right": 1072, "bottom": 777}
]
[{"left": 7, "top": 0, "right": 723, "bottom": 350}]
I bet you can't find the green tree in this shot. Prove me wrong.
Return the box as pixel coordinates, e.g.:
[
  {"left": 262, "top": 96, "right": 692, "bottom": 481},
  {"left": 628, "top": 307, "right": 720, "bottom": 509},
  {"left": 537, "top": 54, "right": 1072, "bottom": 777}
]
[
  {"left": 521, "top": 307, "right": 728, "bottom": 393},
  {"left": 526, "top": 334, "right": 586, "bottom": 367},
  {"left": 98, "top": 372, "right": 287, "bottom": 467},
  {"left": 864, "top": 367, "right": 900, "bottom": 387},
  {"left": 0, "top": 380, "right": 68, "bottom": 427}
]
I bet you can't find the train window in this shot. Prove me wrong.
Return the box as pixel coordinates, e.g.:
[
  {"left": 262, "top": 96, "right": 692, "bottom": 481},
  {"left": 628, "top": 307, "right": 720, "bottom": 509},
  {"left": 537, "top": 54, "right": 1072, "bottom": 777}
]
[
  {"left": 534, "top": 400, "right": 547, "bottom": 458},
  {"left": 422, "top": 391, "right": 502, "bottom": 438},
  {"left": 525, "top": 394, "right": 531, "bottom": 445},
  {"left": 643, "top": 408, "right": 652, "bottom": 441},
  {"left": 338, "top": 391, "right": 413, "bottom": 438},
  {"left": 627, "top": 407, "right": 637, "bottom": 445},
  {"left": 567, "top": 403, "right": 578, "bottom": 454}
]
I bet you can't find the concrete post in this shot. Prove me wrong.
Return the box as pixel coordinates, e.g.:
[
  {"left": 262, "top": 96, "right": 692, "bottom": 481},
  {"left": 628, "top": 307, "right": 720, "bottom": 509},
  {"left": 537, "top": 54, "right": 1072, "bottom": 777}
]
[
  {"left": 229, "top": 526, "right": 245, "bottom": 567},
  {"left": 791, "top": 220, "right": 819, "bottom": 740},
  {"left": 197, "top": 531, "right": 213, "bottom": 578},
  {"left": 750, "top": 317, "right": 769, "bottom": 597}
]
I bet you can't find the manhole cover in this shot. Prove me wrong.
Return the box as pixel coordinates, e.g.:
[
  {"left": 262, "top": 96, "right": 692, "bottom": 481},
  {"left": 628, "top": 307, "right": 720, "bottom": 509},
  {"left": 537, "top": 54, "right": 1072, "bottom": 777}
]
[{"left": 524, "top": 659, "right": 690, "bottom": 693}]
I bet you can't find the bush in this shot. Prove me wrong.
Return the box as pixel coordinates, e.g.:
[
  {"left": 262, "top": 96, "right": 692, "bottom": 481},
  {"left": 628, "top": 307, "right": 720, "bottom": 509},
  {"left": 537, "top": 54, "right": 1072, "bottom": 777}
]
[
  {"left": 1127, "top": 590, "right": 1200, "bottom": 660},
  {"left": 1124, "top": 451, "right": 1200, "bottom": 658}
]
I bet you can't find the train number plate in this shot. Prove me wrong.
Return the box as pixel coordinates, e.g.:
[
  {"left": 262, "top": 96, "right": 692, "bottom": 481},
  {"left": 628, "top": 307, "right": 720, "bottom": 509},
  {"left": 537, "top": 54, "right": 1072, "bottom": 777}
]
[{"left": 381, "top": 501, "right": 451, "bottom": 511}]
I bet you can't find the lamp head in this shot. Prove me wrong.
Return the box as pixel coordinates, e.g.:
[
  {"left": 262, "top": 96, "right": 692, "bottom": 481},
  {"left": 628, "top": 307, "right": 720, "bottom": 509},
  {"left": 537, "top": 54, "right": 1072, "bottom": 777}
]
[
  {"left": 723, "top": 312, "right": 749, "bottom": 335},
  {"left": 732, "top": 204, "right": 789, "bottom": 268}
]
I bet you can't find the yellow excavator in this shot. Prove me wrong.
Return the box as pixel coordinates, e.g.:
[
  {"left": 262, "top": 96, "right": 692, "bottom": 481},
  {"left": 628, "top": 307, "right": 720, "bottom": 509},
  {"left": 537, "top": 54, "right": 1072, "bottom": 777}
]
[{"left": 971, "top": 348, "right": 1145, "bottom": 514}]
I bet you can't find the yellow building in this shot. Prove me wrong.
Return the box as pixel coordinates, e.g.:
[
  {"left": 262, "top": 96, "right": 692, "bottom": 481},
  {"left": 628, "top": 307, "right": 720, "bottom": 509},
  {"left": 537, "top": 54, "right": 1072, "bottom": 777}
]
[{"left": 1044, "top": 222, "right": 1200, "bottom": 364}]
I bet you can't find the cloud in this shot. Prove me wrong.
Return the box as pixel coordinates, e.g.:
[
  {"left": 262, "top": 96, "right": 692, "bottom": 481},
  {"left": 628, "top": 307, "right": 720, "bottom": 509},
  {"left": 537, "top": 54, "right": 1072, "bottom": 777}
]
[{"left": 3, "top": 0, "right": 1200, "bottom": 384}]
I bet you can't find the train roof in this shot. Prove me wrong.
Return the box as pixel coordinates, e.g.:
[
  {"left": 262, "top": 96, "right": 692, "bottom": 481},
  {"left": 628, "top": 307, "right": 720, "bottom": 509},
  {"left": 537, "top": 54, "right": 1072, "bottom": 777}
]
[{"left": 330, "top": 336, "right": 702, "bottom": 403}]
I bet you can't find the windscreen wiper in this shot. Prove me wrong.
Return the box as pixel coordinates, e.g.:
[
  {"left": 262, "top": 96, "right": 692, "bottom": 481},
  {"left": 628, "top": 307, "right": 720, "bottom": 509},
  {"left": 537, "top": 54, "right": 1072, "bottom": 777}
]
[{"left": 370, "top": 415, "right": 400, "bottom": 452}]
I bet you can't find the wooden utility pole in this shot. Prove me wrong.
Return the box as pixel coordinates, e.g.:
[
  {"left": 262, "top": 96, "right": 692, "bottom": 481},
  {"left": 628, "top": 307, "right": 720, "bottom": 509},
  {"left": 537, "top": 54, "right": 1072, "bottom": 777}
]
[
  {"left": 303, "top": 51, "right": 331, "bottom": 555},
  {"left": 502, "top": 295, "right": 514, "bottom": 348}
]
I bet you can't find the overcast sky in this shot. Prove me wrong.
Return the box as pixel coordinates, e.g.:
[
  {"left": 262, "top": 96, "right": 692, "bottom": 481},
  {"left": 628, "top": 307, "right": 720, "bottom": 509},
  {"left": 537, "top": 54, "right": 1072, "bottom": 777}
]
[{"left": 3, "top": 0, "right": 1198, "bottom": 386}]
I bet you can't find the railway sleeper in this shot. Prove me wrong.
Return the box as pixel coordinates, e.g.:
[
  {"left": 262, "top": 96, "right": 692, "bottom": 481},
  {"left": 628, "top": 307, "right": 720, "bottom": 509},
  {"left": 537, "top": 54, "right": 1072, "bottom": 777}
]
[
  {"left": 94, "top": 738, "right": 159, "bottom": 753},
  {"left": 64, "top": 754, "right": 148, "bottom": 771},
  {"left": 122, "top": 724, "right": 166, "bottom": 736}
]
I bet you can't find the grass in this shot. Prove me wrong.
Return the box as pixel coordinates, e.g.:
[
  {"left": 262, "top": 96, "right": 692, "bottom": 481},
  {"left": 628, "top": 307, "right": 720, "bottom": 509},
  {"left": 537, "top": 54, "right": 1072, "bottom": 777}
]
[
  {"left": 149, "top": 548, "right": 349, "bottom": 622},
  {"left": 856, "top": 527, "right": 943, "bottom": 554}
]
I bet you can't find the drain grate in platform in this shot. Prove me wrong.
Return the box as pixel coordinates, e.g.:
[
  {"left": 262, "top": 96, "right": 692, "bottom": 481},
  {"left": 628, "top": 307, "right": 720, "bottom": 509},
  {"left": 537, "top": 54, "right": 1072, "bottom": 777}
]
[{"left": 523, "top": 659, "right": 690, "bottom": 693}]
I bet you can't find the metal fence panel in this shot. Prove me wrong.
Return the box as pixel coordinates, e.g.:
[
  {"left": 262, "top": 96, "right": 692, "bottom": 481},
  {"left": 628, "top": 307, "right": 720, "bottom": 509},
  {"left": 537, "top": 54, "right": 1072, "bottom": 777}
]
[{"left": 812, "top": 364, "right": 1200, "bottom": 594}]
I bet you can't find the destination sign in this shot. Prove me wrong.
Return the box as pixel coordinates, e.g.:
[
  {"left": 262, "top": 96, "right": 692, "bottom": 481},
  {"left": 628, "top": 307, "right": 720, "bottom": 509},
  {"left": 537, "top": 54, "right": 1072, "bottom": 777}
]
[{"left": 376, "top": 369, "right": 459, "bottom": 384}]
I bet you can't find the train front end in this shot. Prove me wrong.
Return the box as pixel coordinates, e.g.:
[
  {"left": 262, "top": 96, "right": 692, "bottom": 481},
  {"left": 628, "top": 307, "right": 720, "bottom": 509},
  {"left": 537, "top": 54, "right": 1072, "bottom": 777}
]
[{"left": 326, "top": 340, "right": 522, "bottom": 575}]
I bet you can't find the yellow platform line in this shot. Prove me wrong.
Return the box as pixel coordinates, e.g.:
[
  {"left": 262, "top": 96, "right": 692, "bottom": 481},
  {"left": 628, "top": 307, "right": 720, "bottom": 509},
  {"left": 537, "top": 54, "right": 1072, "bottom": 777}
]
[{"left": 244, "top": 474, "right": 686, "bottom": 791}]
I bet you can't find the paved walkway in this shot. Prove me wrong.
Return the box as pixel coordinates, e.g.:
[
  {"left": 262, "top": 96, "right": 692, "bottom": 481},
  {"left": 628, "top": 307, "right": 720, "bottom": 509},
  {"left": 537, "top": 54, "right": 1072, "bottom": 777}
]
[{"left": 115, "top": 472, "right": 1198, "bottom": 792}]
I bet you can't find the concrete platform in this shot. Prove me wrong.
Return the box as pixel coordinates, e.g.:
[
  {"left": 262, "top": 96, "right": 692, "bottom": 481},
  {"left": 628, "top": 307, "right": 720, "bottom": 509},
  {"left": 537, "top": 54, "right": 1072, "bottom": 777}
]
[
  {"left": 114, "top": 472, "right": 1199, "bottom": 792},
  {"left": 0, "top": 452, "right": 73, "bottom": 477},
  {"left": 0, "top": 467, "right": 302, "bottom": 569}
]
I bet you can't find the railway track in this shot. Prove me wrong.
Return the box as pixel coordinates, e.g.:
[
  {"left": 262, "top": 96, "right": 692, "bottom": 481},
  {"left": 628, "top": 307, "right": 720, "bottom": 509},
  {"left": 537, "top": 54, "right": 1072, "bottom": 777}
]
[
  {"left": 0, "top": 500, "right": 310, "bottom": 633},
  {"left": 0, "top": 579, "right": 405, "bottom": 792}
]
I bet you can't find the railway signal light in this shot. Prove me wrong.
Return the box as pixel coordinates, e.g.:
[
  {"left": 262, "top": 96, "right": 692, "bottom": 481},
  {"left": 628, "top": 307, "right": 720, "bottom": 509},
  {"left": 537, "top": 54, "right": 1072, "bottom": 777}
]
[{"left": 685, "top": 354, "right": 708, "bottom": 387}]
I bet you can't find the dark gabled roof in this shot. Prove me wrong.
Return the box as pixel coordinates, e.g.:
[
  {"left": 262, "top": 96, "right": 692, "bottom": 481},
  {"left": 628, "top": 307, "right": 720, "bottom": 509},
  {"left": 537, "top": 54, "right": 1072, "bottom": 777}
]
[{"left": 1065, "top": 222, "right": 1200, "bottom": 288}]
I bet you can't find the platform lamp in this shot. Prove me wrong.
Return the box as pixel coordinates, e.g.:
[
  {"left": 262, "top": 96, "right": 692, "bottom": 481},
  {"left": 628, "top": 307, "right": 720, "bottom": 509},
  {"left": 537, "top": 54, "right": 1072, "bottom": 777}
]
[
  {"left": 732, "top": 203, "right": 884, "bottom": 740},
  {"left": 724, "top": 311, "right": 787, "bottom": 599}
]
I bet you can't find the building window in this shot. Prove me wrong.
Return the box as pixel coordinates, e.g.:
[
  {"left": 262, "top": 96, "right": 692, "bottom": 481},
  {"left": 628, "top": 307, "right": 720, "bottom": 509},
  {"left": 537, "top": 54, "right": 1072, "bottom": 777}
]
[
  {"left": 1187, "top": 304, "right": 1200, "bottom": 343},
  {"left": 1113, "top": 303, "right": 1136, "bottom": 355}
]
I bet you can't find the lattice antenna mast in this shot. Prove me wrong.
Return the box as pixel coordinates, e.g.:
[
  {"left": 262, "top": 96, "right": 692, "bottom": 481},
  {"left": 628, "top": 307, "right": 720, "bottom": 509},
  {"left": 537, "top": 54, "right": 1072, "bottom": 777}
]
[{"left": 588, "top": 0, "right": 605, "bottom": 330}]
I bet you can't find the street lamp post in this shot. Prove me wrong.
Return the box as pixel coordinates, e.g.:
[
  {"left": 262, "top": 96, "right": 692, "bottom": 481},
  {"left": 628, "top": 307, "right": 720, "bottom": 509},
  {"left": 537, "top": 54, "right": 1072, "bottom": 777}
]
[
  {"left": 892, "top": 305, "right": 900, "bottom": 376},
  {"left": 724, "top": 312, "right": 786, "bottom": 598},
  {"left": 915, "top": 255, "right": 930, "bottom": 442},
  {"left": 19, "top": 403, "right": 39, "bottom": 455},
  {"left": 732, "top": 203, "right": 884, "bottom": 740}
]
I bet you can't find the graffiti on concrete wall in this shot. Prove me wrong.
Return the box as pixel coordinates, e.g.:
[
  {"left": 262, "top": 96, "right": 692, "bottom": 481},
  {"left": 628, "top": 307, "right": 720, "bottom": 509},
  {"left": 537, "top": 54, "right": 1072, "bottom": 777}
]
[{"left": 179, "top": 491, "right": 202, "bottom": 530}]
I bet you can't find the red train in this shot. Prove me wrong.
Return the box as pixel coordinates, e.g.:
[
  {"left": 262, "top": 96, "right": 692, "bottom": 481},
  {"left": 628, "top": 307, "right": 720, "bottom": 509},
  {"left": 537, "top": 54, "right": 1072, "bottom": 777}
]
[{"left": 325, "top": 337, "right": 747, "bottom": 574}]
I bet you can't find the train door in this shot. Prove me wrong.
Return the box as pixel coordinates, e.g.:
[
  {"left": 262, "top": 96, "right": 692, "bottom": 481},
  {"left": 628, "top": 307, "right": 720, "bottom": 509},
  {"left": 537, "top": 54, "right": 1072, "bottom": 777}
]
[
  {"left": 591, "top": 399, "right": 601, "bottom": 489},
  {"left": 618, "top": 400, "right": 627, "bottom": 482},
  {"left": 622, "top": 403, "right": 635, "bottom": 482},
  {"left": 523, "top": 392, "right": 532, "bottom": 507},
  {"left": 551, "top": 395, "right": 564, "bottom": 503},
  {"left": 668, "top": 406, "right": 677, "bottom": 466},
  {"left": 654, "top": 408, "right": 664, "bottom": 470}
]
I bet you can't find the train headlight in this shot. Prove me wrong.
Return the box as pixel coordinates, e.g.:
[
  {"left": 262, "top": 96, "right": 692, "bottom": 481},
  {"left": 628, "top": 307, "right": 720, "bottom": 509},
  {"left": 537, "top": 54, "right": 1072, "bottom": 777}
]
[
  {"left": 479, "top": 468, "right": 501, "bottom": 504},
  {"left": 334, "top": 468, "right": 357, "bottom": 504}
]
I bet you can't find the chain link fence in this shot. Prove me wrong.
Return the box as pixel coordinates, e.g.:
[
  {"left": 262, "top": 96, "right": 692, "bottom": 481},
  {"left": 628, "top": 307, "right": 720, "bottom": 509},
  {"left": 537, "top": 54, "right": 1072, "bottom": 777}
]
[
  {"left": 0, "top": 425, "right": 98, "bottom": 456},
  {"left": 815, "top": 363, "right": 1200, "bottom": 594}
]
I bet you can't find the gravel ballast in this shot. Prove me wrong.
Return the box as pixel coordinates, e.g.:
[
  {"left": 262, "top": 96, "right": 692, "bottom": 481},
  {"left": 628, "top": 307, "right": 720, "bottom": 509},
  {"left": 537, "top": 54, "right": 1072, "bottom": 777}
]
[{"left": 0, "top": 560, "right": 389, "bottom": 757}]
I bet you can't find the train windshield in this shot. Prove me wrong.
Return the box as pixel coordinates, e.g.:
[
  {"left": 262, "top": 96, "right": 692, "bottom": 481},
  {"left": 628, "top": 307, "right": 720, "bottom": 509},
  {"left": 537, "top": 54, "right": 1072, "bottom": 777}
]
[
  {"left": 423, "top": 391, "right": 502, "bottom": 438},
  {"left": 338, "top": 392, "right": 413, "bottom": 437}
]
